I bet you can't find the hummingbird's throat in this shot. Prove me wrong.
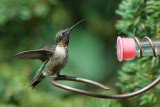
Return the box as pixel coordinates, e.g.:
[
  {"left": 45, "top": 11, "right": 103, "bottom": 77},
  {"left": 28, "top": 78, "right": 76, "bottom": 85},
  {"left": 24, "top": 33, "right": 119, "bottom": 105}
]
[{"left": 57, "top": 41, "right": 67, "bottom": 47}]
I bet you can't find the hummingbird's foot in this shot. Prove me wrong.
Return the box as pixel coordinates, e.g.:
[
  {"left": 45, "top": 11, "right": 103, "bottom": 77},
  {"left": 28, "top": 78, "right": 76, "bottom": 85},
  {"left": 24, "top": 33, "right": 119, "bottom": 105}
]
[
  {"left": 57, "top": 73, "right": 66, "bottom": 77},
  {"left": 57, "top": 72, "right": 60, "bottom": 76}
]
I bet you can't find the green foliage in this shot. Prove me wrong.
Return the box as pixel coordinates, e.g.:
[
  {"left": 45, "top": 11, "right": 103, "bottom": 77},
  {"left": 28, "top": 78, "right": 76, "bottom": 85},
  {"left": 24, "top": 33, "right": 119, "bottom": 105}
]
[
  {"left": 116, "top": 0, "right": 160, "bottom": 106},
  {"left": 145, "top": 0, "right": 160, "bottom": 36}
]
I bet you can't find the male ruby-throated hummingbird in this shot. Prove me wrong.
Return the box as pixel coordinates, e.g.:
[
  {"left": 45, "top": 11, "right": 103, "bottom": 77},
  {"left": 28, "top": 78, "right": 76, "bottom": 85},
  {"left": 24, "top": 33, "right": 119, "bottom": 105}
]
[{"left": 13, "top": 19, "right": 84, "bottom": 88}]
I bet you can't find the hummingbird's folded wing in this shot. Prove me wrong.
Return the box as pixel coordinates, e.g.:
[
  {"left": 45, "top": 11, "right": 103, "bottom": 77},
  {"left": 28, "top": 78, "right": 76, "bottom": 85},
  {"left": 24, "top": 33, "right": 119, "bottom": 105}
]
[{"left": 13, "top": 45, "right": 56, "bottom": 62}]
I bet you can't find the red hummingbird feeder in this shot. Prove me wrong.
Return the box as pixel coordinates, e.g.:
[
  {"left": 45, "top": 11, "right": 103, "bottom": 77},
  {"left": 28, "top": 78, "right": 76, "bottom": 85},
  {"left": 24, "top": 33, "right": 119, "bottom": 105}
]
[{"left": 117, "top": 36, "right": 159, "bottom": 61}]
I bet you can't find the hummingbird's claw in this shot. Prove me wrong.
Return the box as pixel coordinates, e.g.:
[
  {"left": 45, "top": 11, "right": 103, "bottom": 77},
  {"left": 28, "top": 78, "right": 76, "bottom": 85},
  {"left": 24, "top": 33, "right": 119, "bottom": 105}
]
[{"left": 56, "top": 73, "right": 66, "bottom": 77}]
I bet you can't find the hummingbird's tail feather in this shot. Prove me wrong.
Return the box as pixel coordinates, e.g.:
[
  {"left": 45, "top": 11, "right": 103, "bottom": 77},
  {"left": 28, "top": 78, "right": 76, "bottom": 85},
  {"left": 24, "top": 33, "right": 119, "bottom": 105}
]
[{"left": 29, "top": 73, "right": 45, "bottom": 89}]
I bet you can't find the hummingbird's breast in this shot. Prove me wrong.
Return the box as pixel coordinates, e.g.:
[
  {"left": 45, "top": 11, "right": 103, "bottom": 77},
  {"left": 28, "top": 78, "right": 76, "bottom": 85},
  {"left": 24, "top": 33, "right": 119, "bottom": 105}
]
[
  {"left": 55, "top": 45, "right": 67, "bottom": 58},
  {"left": 44, "top": 45, "right": 68, "bottom": 76}
]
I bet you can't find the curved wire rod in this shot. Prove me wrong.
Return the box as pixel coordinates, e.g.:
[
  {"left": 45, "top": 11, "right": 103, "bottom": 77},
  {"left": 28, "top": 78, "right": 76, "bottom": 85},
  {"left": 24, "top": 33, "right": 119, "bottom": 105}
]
[
  {"left": 52, "top": 75, "right": 110, "bottom": 90},
  {"left": 51, "top": 76, "right": 160, "bottom": 99},
  {"left": 133, "top": 37, "right": 142, "bottom": 58},
  {"left": 143, "top": 36, "right": 157, "bottom": 57},
  {"left": 133, "top": 36, "right": 157, "bottom": 57}
]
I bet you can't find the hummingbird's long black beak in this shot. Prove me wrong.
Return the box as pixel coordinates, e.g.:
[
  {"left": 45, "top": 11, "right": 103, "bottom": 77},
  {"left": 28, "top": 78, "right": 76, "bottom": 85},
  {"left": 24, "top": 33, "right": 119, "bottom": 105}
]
[{"left": 69, "top": 19, "right": 84, "bottom": 31}]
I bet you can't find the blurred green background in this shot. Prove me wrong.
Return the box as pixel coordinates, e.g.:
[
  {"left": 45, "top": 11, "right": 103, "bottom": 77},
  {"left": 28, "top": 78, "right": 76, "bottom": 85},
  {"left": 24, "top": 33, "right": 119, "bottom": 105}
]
[{"left": 0, "top": 0, "right": 126, "bottom": 107}]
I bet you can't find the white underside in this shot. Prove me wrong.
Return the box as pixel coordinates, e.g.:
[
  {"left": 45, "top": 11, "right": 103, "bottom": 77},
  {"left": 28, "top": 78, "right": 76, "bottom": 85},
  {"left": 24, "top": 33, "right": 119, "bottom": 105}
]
[
  {"left": 55, "top": 46, "right": 66, "bottom": 58},
  {"left": 43, "top": 72, "right": 47, "bottom": 76}
]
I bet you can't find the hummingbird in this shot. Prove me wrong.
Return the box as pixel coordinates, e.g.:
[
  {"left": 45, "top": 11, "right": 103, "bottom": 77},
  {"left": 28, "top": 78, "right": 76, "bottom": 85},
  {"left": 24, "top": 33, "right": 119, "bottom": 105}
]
[{"left": 13, "top": 19, "right": 84, "bottom": 88}]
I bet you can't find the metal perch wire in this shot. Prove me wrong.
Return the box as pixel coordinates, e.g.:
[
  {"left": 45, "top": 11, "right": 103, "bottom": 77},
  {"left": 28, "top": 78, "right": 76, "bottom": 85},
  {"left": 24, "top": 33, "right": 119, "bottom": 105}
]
[{"left": 50, "top": 75, "right": 160, "bottom": 99}]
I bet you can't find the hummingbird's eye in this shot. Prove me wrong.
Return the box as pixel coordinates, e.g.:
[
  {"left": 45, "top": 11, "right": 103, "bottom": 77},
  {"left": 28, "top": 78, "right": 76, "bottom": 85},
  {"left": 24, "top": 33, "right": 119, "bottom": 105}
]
[{"left": 61, "top": 32, "right": 65, "bottom": 36}]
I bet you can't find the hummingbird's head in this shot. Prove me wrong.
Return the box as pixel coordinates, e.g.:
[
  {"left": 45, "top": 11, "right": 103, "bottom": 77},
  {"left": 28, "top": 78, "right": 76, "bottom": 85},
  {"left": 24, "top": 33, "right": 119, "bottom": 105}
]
[{"left": 55, "top": 19, "right": 84, "bottom": 47}]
